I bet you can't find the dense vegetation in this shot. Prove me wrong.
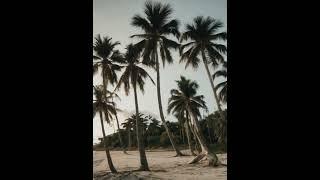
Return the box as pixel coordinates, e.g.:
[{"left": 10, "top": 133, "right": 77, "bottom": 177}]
[{"left": 93, "top": 110, "right": 227, "bottom": 153}]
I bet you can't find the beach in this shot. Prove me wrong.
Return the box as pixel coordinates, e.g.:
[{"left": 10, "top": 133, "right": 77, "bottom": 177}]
[{"left": 94, "top": 150, "right": 227, "bottom": 180}]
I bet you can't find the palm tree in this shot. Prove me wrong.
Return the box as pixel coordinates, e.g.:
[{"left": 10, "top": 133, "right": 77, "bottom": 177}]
[
  {"left": 93, "top": 34, "right": 124, "bottom": 87},
  {"left": 130, "top": 1, "right": 183, "bottom": 156},
  {"left": 115, "top": 44, "right": 155, "bottom": 171},
  {"left": 180, "top": 16, "right": 227, "bottom": 121},
  {"left": 168, "top": 76, "right": 221, "bottom": 166},
  {"left": 93, "top": 85, "right": 117, "bottom": 173},
  {"left": 146, "top": 116, "right": 161, "bottom": 136},
  {"left": 122, "top": 117, "right": 134, "bottom": 149},
  {"left": 93, "top": 34, "right": 124, "bottom": 153},
  {"left": 213, "top": 61, "right": 227, "bottom": 104},
  {"left": 167, "top": 76, "right": 208, "bottom": 155}
]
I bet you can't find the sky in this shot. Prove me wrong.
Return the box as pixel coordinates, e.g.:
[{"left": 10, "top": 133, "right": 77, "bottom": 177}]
[{"left": 93, "top": 0, "right": 227, "bottom": 144}]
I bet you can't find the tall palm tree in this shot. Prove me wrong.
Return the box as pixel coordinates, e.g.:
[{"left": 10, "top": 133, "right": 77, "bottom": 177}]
[
  {"left": 93, "top": 34, "right": 124, "bottom": 153},
  {"left": 213, "top": 61, "right": 227, "bottom": 104},
  {"left": 168, "top": 76, "right": 204, "bottom": 156},
  {"left": 168, "top": 76, "right": 221, "bottom": 166},
  {"left": 130, "top": 1, "right": 183, "bottom": 156},
  {"left": 180, "top": 16, "right": 227, "bottom": 121},
  {"left": 93, "top": 85, "right": 117, "bottom": 173},
  {"left": 115, "top": 44, "right": 155, "bottom": 171},
  {"left": 93, "top": 34, "right": 124, "bottom": 88}
]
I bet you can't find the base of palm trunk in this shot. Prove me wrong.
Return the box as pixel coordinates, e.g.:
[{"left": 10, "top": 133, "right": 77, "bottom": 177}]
[
  {"left": 173, "top": 151, "right": 185, "bottom": 157},
  {"left": 191, "top": 151, "right": 197, "bottom": 156},
  {"left": 188, "top": 152, "right": 221, "bottom": 167},
  {"left": 134, "top": 166, "right": 150, "bottom": 171}
]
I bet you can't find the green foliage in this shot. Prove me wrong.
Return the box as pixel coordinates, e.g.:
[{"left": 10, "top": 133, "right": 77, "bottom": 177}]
[
  {"left": 146, "top": 136, "right": 160, "bottom": 147},
  {"left": 93, "top": 110, "right": 227, "bottom": 151},
  {"left": 159, "top": 132, "right": 171, "bottom": 146}
]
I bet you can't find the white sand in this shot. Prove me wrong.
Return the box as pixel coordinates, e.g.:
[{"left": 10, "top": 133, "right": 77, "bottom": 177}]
[{"left": 94, "top": 150, "right": 227, "bottom": 180}]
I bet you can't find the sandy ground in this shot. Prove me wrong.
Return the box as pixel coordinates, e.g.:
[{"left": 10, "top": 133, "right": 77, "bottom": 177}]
[{"left": 93, "top": 150, "right": 227, "bottom": 180}]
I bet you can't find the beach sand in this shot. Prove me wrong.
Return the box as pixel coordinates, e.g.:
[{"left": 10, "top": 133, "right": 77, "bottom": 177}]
[{"left": 93, "top": 150, "right": 227, "bottom": 180}]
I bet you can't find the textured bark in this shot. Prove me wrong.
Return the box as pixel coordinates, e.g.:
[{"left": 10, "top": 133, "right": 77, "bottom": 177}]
[
  {"left": 133, "top": 84, "right": 149, "bottom": 171},
  {"left": 155, "top": 49, "right": 183, "bottom": 156}
]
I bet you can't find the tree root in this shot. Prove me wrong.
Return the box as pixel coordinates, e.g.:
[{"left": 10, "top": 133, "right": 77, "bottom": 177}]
[
  {"left": 189, "top": 152, "right": 222, "bottom": 167},
  {"left": 173, "top": 152, "right": 186, "bottom": 157},
  {"left": 189, "top": 153, "right": 206, "bottom": 164}
]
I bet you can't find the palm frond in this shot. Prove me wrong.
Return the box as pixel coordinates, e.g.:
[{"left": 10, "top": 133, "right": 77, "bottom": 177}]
[
  {"left": 210, "top": 32, "right": 227, "bottom": 41},
  {"left": 131, "top": 14, "right": 152, "bottom": 32},
  {"left": 160, "top": 19, "right": 180, "bottom": 39}
]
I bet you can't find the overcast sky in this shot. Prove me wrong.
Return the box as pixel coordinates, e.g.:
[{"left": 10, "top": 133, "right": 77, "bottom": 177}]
[{"left": 93, "top": 0, "right": 227, "bottom": 144}]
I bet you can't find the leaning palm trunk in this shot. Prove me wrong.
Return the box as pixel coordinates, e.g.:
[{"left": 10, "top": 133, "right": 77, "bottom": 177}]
[
  {"left": 99, "top": 110, "right": 117, "bottom": 173},
  {"left": 186, "top": 106, "right": 221, "bottom": 166},
  {"left": 201, "top": 50, "right": 225, "bottom": 121},
  {"left": 133, "top": 83, "right": 149, "bottom": 171},
  {"left": 101, "top": 70, "right": 117, "bottom": 173},
  {"left": 155, "top": 49, "right": 183, "bottom": 156},
  {"left": 185, "top": 120, "right": 196, "bottom": 156},
  {"left": 188, "top": 119, "right": 201, "bottom": 153},
  {"left": 185, "top": 111, "right": 196, "bottom": 156}
]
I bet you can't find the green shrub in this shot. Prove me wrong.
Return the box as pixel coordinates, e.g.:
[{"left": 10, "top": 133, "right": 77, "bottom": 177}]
[{"left": 160, "top": 132, "right": 173, "bottom": 146}]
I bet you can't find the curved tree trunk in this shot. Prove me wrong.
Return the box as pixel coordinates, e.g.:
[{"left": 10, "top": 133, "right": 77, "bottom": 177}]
[
  {"left": 188, "top": 119, "right": 200, "bottom": 154},
  {"left": 133, "top": 84, "right": 149, "bottom": 171},
  {"left": 186, "top": 106, "right": 221, "bottom": 167},
  {"left": 111, "top": 97, "right": 126, "bottom": 154},
  {"left": 201, "top": 50, "right": 225, "bottom": 121},
  {"left": 99, "top": 110, "right": 117, "bottom": 173},
  {"left": 101, "top": 71, "right": 117, "bottom": 173},
  {"left": 185, "top": 111, "right": 196, "bottom": 156},
  {"left": 155, "top": 49, "right": 183, "bottom": 156}
]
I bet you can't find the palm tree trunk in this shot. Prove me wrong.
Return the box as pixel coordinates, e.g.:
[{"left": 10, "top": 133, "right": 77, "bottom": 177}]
[
  {"left": 133, "top": 83, "right": 149, "bottom": 171},
  {"left": 188, "top": 119, "right": 200, "bottom": 153},
  {"left": 111, "top": 97, "right": 126, "bottom": 154},
  {"left": 155, "top": 49, "right": 183, "bottom": 156},
  {"left": 99, "top": 110, "right": 117, "bottom": 173},
  {"left": 185, "top": 111, "right": 196, "bottom": 156},
  {"left": 100, "top": 70, "right": 117, "bottom": 173},
  {"left": 186, "top": 106, "right": 221, "bottom": 166},
  {"left": 201, "top": 50, "right": 225, "bottom": 121}
]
